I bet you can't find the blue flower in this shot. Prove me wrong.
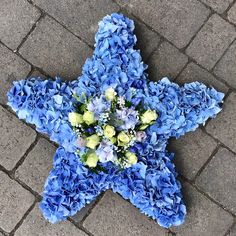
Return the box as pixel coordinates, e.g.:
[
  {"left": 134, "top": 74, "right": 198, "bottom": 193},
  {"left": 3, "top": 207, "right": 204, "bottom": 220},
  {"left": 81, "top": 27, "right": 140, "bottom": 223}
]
[
  {"left": 96, "top": 140, "right": 117, "bottom": 163},
  {"left": 115, "top": 107, "right": 139, "bottom": 130},
  {"left": 87, "top": 96, "right": 110, "bottom": 119}
]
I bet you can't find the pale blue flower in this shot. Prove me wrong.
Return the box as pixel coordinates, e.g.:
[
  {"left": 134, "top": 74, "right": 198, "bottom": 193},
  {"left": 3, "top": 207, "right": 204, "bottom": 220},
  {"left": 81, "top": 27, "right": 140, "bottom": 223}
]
[
  {"left": 115, "top": 107, "right": 139, "bottom": 130},
  {"left": 96, "top": 140, "right": 117, "bottom": 163}
]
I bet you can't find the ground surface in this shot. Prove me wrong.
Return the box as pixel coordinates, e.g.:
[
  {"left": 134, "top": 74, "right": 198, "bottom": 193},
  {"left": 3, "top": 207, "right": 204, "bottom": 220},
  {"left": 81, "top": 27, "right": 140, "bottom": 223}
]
[{"left": 0, "top": 0, "right": 236, "bottom": 236}]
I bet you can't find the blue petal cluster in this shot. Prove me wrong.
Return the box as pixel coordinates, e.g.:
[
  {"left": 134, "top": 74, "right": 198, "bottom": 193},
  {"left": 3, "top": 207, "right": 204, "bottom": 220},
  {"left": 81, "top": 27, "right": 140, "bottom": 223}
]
[
  {"left": 7, "top": 13, "right": 224, "bottom": 228},
  {"left": 7, "top": 77, "right": 79, "bottom": 153}
]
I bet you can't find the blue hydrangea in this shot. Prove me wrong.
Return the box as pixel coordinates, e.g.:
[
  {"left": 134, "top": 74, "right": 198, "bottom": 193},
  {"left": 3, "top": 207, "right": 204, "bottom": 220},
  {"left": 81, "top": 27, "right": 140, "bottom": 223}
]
[
  {"left": 96, "top": 140, "right": 117, "bottom": 163},
  {"left": 115, "top": 107, "right": 139, "bottom": 130},
  {"left": 7, "top": 13, "right": 224, "bottom": 228}
]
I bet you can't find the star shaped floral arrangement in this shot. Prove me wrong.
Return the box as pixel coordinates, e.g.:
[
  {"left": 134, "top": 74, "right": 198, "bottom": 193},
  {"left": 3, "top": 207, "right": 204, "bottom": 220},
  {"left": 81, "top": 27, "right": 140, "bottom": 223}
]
[{"left": 7, "top": 13, "right": 224, "bottom": 228}]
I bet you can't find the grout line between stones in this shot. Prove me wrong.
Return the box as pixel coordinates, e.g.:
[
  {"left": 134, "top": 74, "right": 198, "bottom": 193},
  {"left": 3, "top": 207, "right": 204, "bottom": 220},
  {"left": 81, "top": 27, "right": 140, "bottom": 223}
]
[
  {"left": 203, "top": 127, "right": 236, "bottom": 156},
  {"left": 27, "top": 0, "right": 95, "bottom": 49},
  {"left": 11, "top": 134, "right": 38, "bottom": 174},
  {"left": 9, "top": 200, "right": 38, "bottom": 236},
  {"left": 16, "top": 13, "right": 45, "bottom": 53},
  {"left": 0, "top": 40, "right": 52, "bottom": 78},
  {"left": 173, "top": 58, "right": 190, "bottom": 82},
  {"left": 198, "top": 0, "right": 236, "bottom": 28},
  {"left": 0, "top": 227, "right": 8, "bottom": 236},
  {"left": 180, "top": 175, "right": 236, "bottom": 219},
  {"left": 0, "top": 164, "right": 41, "bottom": 201},
  {"left": 193, "top": 143, "right": 221, "bottom": 182},
  {"left": 0, "top": 103, "right": 58, "bottom": 148},
  {"left": 68, "top": 218, "right": 94, "bottom": 236},
  {"left": 210, "top": 38, "right": 236, "bottom": 73},
  {"left": 181, "top": 11, "right": 214, "bottom": 52},
  {"left": 80, "top": 192, "right": 106, "bottom": 225},
  {"left": 224, "top": 220, "right": 236, "bottom": 236}
]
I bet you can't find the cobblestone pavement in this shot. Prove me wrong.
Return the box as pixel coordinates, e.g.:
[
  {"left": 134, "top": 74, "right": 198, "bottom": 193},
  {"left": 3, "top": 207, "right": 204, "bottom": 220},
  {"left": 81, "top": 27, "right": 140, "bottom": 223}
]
[{"left": 0, "top": 0, "right": 236, "bottom": 235}]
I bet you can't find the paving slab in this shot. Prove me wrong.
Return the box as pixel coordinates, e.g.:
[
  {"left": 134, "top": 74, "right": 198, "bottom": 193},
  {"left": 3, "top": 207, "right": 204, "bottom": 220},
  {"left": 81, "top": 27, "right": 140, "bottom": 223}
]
[
  {"left": 228, "top": 3, "right": 236, "bottom": 25},
  {"left": 0, "top": 171, "right": 35, "bottom": 233},
  {"left": 206, "top": 92, "right": 236, "bottom": 153},
  {"left": 0, "top": 44, "right": 31, "bottom": 105},
  {"left": 148, "top": 41, "right": 188, "bottom": 81},
  {"left": 15, "top": 138, "right": 56, "bottom": 194},
  {"left": 176, "top": 62, "right": 228, "bottom": 93},
  {"left": 186, "top": 14, "right": 236, "bottom": 70},
  {"left": 0, "top": 106, "right": 36, "bottom": 171},
  {"left": 83, "top": 191, "right": 167, "bottom": 236},
  {"left": 117, "top": 0, "right": 210, "bottom": 48},
  {"left": 214, "top": 40, "right": 236, "bottom": 89},
  {"left": 0, "top": 0, "right": 41, "bottom": 50},
  {"left": 201, "top": 0, "right": 234, "bottom": 13},
  {"left": 169, "top": 129, "right": 217, "bottom": 180},
  {"left": 32, "top": 0, "right": 119, "bottom": 46},
  {"left": 172, "top": 182, "right": 234, "bottom": 236},
  {"left": 14, "top": 204, "right": 87, "bottom": 236},
  {"left": 19, "top": 16, "right": 92, "bottom": 80},
  {"left": 196, "top": 148, "right": 236, "bottom": 214}
]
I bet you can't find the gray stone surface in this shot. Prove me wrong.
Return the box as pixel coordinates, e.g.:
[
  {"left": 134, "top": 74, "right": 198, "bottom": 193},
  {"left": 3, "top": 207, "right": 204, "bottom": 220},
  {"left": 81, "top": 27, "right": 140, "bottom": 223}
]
[
  {"left": 148, "top": 41, "right": 188, "bottom": 81},
  {"left": 15, "top": 204, "right": 87, "bottom": 236},
  {"left": 30, "top": 70, "right": 46, "bottom": 79},
  {"left": 172, "top": 182, "right": 234, "bottom": 236},
  {"left": 0, "top": 44, "right": 31, "bottom": 104},
  {"left": 176, "top": 62, "right": 228, "bottom": 93},
  {"left": 228, "top": 3, "right": 236, "bottom": 25},
  {"left": 214, "top": 41, "right": 236, "bottom": 89},
  {"left": 201, "top": 0, "right": 234, "bottom": 13},
  {"left": 15, "top": 138, "right": 56, "bottom": 194},
  {"left": 228, "top": 224, "right": 236, "bottom": 236},
  {"left": 83, "top": 191, "right": 167, "bottom": 236},
  {"left": 134, "top": 19, "right": 160, "bottom": 62},
  {"left": 206, "top": 92, "right": 236, "bottom": 153},
  {"left": 117, "top": 0, "right": 210, "bottom": 48},
  {"left": 0, "top": 106, "right": 36, "bottom": 170},
  {"left": 169, "top": 129, "right": 217, "bottom": 180},
  {"left": 120, "top": 10, "right": 161, "bottom": 61},
  {"left": 19, "top": 16, "right": 92, "bottom": 80},
  {"left": 186, "top": 14, "right": 236, "bottom": 70},
  {"left": 196, "top": 148, "right": 236, "bottom": 214},
  {"left": 71, "top": 199, "right": 97, "bottom": 224},
  {"left": 0, "top": 0, "right": 40, "bottom": 50},
  {"left": 0, "top": 171, "right": 34, "bottom": 233},
  {"left": 33, "top": 0, "right": 119, "bottom": 45}
]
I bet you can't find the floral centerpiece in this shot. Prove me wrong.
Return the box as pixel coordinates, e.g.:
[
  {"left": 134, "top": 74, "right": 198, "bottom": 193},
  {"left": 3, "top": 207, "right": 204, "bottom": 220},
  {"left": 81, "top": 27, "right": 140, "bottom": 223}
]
[{"left": 68, "top": 87, "right": 158, "bottom": 169}]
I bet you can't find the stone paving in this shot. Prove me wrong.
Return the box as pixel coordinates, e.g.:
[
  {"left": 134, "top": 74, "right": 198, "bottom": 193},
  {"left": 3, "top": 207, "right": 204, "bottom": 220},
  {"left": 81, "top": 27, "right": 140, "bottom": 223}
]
[{"left": 0, "top": 0, "right": 236, "bottom": 235}]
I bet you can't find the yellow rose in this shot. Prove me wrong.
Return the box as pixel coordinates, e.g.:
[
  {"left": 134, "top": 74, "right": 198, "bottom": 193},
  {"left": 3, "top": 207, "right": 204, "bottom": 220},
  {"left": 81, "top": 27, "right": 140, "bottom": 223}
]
[
  {"left": 83, "top": 111, "right": 95, "bottom": 125},
  {"left": 139, "top": 124, "right": 149, "bottom": 130},
  {"left": 125, "top": 152, "right": 138, "bottom": 165},
  {"left": 85, "top": 152, "right": 99, "bottom": 168},
  {"left": 104, "top": 125, "right": 116, "bottom": 139},
  {"left": 141, "top": 110, "right": 158, "bottom": 124},
  {"left": 105, "top": 87, "right": 116, "bottom": 101},
  {"left": 68, "top": 112, "right": 83, "bottom": 126},
  {"left": 117, "top": 131, "right": 130, "bottom": 146},
  {"left": 86, "top": 134, "right": 100, "bottom": 149}
]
